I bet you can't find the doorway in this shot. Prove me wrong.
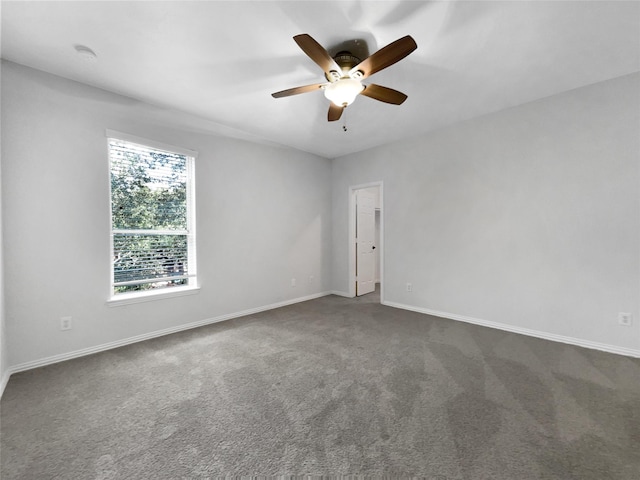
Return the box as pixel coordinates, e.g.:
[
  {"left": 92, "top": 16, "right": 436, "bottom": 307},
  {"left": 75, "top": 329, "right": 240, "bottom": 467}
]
[{"left": 349, "top": 182, "right": 383, "bottom": 301}]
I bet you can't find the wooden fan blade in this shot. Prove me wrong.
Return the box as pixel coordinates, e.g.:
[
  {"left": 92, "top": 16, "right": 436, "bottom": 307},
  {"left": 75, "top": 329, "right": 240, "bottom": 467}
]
[
  {"left": 294, "top": 34, "right": 341, "bottom": 77},
  {"left": 360, "top": 84, "right": 408, "bottom": 105},
  {"left": 349, "top": 35, "right": 417, "bottom": 79},
  {"left": 328, "top": 103, "right": 344, "bottom": 122},
  {"left": 271, "top": 83, "right": 327, "bottom": 98}
]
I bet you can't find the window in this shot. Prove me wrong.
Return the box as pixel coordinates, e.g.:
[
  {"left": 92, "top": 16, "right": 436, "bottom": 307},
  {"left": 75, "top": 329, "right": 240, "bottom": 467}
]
[{"left": 108, "top": 131, "right": 197, "bottom": 300}]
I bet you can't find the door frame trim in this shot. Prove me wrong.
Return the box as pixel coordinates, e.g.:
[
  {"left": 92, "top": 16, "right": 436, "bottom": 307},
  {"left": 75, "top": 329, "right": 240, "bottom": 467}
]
[{"left": 349, "top": 181, "right": 384, "bottom": 301}]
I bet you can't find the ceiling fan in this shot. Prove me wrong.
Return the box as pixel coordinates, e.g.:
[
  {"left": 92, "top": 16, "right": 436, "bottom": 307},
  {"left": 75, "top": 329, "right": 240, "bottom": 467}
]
[{"left": 272, "top": 34, "right": 418, "bottom": 122}]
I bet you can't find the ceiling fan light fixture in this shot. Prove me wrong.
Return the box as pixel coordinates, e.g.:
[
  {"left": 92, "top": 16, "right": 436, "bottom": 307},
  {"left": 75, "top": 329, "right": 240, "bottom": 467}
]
[{"left": 324, "top": 78, "right": 364, "bottom": 107}]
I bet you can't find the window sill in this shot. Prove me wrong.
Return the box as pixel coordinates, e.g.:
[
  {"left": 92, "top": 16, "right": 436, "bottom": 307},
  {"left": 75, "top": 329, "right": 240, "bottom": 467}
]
[{"left": 106, "top": 285, "right": 200, "bottom": 307}]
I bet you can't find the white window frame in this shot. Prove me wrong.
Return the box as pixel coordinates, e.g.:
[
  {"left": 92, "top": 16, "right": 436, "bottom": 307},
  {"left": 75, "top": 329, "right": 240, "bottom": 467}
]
[{"left": 106, "top": 130, "right": 199, "bottom": 306}]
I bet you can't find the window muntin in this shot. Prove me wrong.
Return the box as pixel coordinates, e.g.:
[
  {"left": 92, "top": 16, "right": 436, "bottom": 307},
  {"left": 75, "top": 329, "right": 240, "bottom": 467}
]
[{"left": 108, "top": 136, "right": 196, "bottom": 297}]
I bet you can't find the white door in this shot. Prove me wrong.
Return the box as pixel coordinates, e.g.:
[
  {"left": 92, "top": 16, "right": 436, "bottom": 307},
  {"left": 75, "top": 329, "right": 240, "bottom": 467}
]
[{"left": 356, "top": 189, "right": 376, "bottom": 296}]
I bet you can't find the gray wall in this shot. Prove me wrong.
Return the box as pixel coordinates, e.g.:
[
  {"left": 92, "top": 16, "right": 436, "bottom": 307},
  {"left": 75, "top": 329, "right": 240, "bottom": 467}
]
[
  {"left": 2, "top": 59, "right": 638, "bottom": 377},
  {"left": 0, "top": 61, "right": 6, "bottom": 390},
  {"left": 1, "top": 61, "right": 332, "bottom": 368},
  {"left": 332, "top": 73, "right": 640, "bottom": 354}
]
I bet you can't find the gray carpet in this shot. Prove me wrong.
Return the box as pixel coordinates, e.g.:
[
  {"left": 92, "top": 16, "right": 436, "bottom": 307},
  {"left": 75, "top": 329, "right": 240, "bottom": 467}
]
[{"left": 2, "top": 289, "right": 640, "bottom": 479}]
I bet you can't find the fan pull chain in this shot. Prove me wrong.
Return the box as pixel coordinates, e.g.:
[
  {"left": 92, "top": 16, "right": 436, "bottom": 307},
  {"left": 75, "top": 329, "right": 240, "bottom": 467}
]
[{"left": 342, "top": 107, "right": 348, "bottom": 132}]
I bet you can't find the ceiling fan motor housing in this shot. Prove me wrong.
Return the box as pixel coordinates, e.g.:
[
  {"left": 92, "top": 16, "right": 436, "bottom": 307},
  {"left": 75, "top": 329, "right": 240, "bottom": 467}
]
[{"left": 326, "top": 51, "right": 363, "bottom": 81}]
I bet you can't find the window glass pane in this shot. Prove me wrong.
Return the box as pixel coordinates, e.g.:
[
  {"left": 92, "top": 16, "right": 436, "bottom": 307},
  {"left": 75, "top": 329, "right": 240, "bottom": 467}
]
[
  {"left": 108, "top": 135, "right": 196, "bottom": 297},
  {"left": 110, "top": 140, "right": 187, "bottom": 230},
  {"left": 113, "top": 233, "right": 189, "bottom": 293}
]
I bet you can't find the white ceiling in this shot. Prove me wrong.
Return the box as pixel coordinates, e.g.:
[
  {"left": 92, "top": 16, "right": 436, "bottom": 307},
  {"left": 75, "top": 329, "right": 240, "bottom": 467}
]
[{"left": 2, "top": 1, "right": 639, "bottom": 159}]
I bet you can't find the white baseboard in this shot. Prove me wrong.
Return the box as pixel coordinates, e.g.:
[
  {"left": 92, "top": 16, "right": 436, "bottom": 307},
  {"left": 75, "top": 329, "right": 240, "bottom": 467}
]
[
  {"left": 5, "top": 293, "right": 637, "bottom": 398},
  {"left": 383, "top": 300, "right": 640, "bottom": 358},
  {"left": 6, "top": 291, "right": 333, "bottom": 378},
  {"left": 0, "top": 369, "right": 10, "bottom": 398}
]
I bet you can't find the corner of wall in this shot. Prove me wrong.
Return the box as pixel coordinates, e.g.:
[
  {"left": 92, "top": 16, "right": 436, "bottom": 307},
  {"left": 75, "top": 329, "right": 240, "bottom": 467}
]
[{"left": 0, "top": 56, "right": 8, "bottom": 398}]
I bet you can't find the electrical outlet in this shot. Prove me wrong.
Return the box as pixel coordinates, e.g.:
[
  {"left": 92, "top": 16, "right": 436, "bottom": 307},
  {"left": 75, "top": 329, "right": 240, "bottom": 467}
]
[
  {"left": 60, "top": 316, "right": 72, "bottom": 331},
  {"left": 618, "top": 312, "right": 632, "bottom": 326},
  {"left": 406, "top": 282, "right": 412, "bottom": 292},
  {"left": 291, "top": 278, "right": 296, "bottom": 287}
]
